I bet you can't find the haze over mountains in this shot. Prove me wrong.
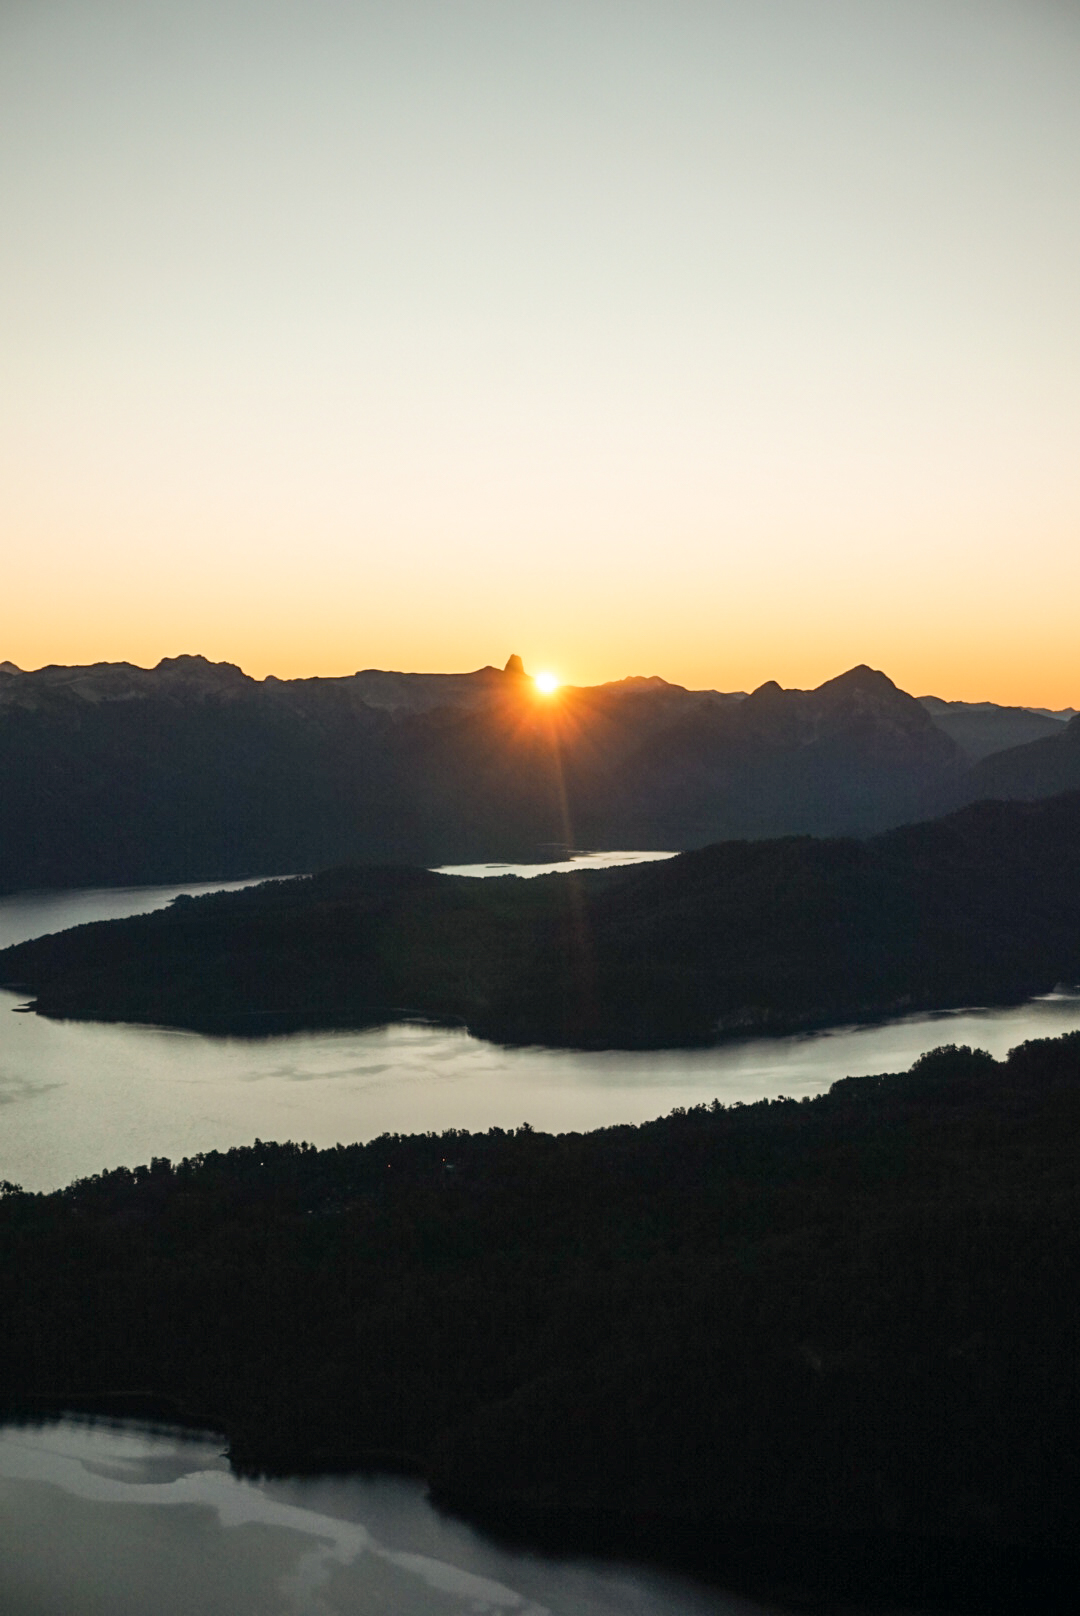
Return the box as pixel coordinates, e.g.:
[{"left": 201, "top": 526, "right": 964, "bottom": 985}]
[
  {"left": 915, "top": 694, "right": 1077, "bottom": 763},
  {"left": 1, "top": 653, "right": 1076, "bottom": 894}
]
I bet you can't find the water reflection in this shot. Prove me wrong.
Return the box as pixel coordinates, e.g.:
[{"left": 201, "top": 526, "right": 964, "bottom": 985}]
[
  {"left": 0, "top": 877, "right": 290, "bottom": 953},
  {"left": 433, "top": 850, "right": 677, "bottom": 880},
  {"left": 0, "top": 1420, "right": 774, "bottom": 1616},
  {"left": 5, "top": 985, "right": 1080, "bottom": 1194}
]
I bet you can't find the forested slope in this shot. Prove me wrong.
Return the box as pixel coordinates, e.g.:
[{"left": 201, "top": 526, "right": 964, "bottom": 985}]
[
  {"left": 5, "top": 791, "right": 1080, "bottom": 1046},
  {"left": 3, "top": 1034, "right": 1079, "bottom": 1610}
]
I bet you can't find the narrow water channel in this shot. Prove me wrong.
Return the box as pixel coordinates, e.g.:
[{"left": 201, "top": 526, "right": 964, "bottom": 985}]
[{"left": 3, "top": 873, "right": 1079, "bottom": 1195}]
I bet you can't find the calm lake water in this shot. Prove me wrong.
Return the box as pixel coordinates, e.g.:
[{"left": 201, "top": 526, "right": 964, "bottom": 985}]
[
  {"left": 3, "top": 869, "right": 1080, "bottom": 1194},
  {"left": 0, "top": 1419, "right": 778, "bottom": 1616}
]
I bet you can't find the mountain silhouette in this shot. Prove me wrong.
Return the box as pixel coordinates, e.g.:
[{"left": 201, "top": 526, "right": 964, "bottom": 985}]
[
  {"left": 598, "top": 663, "right": 961, "bottom": 847},
  {"left": 0, "top": 655, "right": 976, "bottom": 892},
  {"left": 7, "top": 653, "right": 1075, "bottom": 894},
  {"left": 918, "top": 695, "right": 1068, "bottom": 762}
]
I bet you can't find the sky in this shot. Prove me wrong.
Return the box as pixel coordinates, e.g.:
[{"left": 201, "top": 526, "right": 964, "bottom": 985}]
[{"left": 2, "top": 0, "right": 1078, "bottom": 704}]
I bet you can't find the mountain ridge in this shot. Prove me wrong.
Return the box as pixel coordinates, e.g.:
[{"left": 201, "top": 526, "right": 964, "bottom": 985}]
[{"left": 0, "top": 652, "right": 1075, "bottom": 894}]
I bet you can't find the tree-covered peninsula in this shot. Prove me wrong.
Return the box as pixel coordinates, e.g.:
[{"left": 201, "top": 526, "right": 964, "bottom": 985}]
[{"left": 3, "top": 791, "right": 1080, "bottom": 1046}]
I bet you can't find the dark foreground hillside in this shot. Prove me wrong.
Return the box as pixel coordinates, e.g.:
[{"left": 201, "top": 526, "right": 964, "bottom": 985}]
[
  {"left": 3, "top": 1034, "right": 1080, "bottom": 1611},
  {"left": 5, "top": 791, "right": 1080, "bottom": 1046}
]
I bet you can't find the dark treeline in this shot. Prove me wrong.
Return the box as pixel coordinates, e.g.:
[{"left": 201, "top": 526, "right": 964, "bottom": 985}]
[
  {"left": 3, "top": 1034, "right": 1080, "bottom": 1610},
  {"left": 5, "top": 790, "right": 1080, "bottom": 1046}
]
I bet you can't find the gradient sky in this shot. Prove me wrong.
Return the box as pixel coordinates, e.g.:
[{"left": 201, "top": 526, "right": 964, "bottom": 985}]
[{"left": 2, "top": 0, "right": 1078, "bottom": 702}]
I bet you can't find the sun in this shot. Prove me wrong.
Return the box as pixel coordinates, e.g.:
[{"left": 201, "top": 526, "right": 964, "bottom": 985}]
[{"left": 534, "top": 671, "right": 560, "bottom": 695}]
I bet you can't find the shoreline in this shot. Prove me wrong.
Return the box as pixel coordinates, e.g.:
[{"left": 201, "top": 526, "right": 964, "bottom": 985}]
[
  {"left": 5, "top": 1403, "right": 1074, "bottom": 1612},
  {"left": 7, "top": 983, "right": 1071, "bottom": 1052}
]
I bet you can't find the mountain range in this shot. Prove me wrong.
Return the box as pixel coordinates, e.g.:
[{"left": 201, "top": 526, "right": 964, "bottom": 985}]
[{"left": 0, "top": 653, "right": 1076, "bottom": 892}]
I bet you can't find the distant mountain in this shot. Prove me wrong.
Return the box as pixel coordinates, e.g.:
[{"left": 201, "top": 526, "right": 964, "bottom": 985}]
[
  {"left": 340, "top": 660, "right": 746, "bottom": 716},
  {"left": 0, "top": 654, "right": 965, "bottom": 893},
  {"left": 6, "top": 791, "right": 1079, "bottom": 1047},
  {"left": 612, "top": 664, "right": 960, "bottom": 846},
  {"left": 320, "top": 654, "right": 530, "bottom": 714},
  {"left": 962, "top": 714, "right": 1080, "bottom": 804},
  {"left": 918, "top": 695, "right": 1068, "bottom": 763},
  {"left": 1028, "top": 704, "right": 1078, "bottom": 722}
]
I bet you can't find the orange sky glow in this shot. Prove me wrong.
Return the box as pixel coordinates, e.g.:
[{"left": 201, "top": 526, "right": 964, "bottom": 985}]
[{"left": 2, "top": 1, "right": 1078, "bottom": 710}]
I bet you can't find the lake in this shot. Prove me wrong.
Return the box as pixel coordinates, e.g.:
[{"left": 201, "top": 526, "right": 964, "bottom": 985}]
[
  {"left": 0, "top": 1418, "right": 778, "bottom": 1616},
  {"left": 3, "top": 868, "right": 1080, "bottom": 1194}
]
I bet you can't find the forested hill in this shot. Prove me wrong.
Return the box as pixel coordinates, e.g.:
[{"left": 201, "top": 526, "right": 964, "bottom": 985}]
[
  {"left": 3, "top": 1033, "right": 1080, "bottom": 1610},
  {"left": 5, "top": 790, "right": 1080, "bottom": 1046}
]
